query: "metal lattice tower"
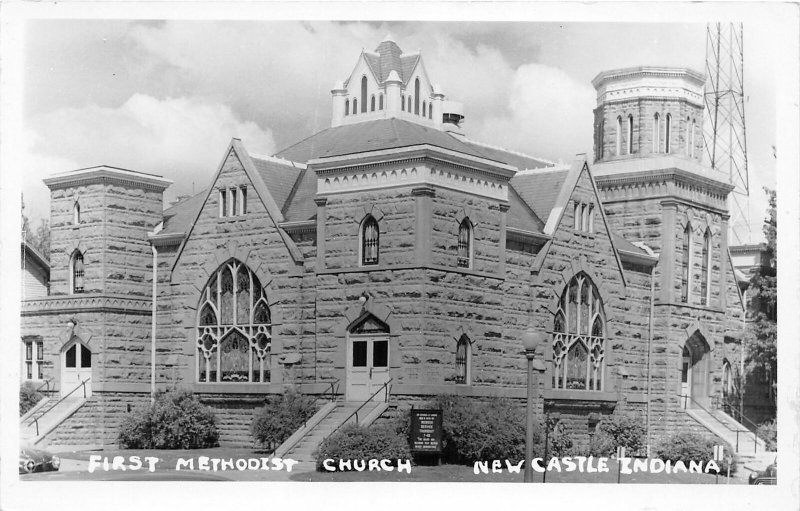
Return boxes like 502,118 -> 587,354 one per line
702,22 -> 751,245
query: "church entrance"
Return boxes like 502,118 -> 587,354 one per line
680,333 -> 710,409
345,313 -> 391,402
61,340 -> 92,397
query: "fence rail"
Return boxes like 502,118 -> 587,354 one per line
27,378 -> 90,437
679,393 -> 757,454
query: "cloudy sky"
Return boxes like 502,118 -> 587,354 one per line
20,19 -> 777,242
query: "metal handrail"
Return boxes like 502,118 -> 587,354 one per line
326,379 -> 393,440
326,379 -> 340,402
28,378 -> 90,436
719,396 -> 761,433
679,393 -> 757,454
35,379 -> 54,395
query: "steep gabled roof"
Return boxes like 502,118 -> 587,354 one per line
509,167 -> 570,228
161,191 -> 207,236
353,39 -> 421,87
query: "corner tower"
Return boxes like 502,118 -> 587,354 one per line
592,67 -> 705,163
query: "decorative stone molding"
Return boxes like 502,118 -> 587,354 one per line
317,161 -> 508,201
682,320 -> 714,352
21,294 -> 152,316
58,323 -> 94,347
44,165 -> 173,192
334,293 -> 399,337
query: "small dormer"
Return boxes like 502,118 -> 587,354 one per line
330,35 -> 456,131
591,67 -> 705,163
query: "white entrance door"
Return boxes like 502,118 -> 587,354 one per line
346,337 -> 390,401
62,343 -> 92,397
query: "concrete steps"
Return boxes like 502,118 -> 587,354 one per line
686,407 -> 766,460
278,401 -> 389,463
21,396 -> 88,447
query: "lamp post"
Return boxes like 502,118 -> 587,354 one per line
522,328 -> 548,483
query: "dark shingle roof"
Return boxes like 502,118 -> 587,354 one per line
275,118 -> 506,164
161,191 -> 207,235
250,156 -> 302,211
509,169 -> 570,226
356,40 -> 421,87
506,185 -> 545,232
461,141 -> 553,172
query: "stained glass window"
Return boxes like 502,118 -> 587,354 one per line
457,218 -> 472,268
196,260 -> 271,383
361,216 -> 379,265
552,273 -> 605,391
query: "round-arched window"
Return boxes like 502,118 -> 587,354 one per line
196,259 -> 271,383
552,273 -> 605,390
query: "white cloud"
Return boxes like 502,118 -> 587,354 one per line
24,94 -> 276,217
473,63 -> 596,162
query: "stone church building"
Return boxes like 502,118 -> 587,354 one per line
21,37 -> 751,452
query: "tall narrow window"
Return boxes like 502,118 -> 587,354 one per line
408,96 -> 412,112
700,229 -> 711,305
240,187 -> 247,215
681,223 -> 691,303
370,95 -> 376,112
73,201 -> 81,225
665,114 -> 672,153
196,259 -> 272,383
71,251 -> 85,294
429,106 -> 432,120
455,335 -> 470,384
627,115 -> 634,155
229,188 -> 237,217
361,216 -> 379,266
422,101 -> 427,117
220,189 -> 227,218
552,273 -> 605,391
353,99 -> 358,115
686,117 -> 691,156
23,340 -> 42,380
361,76 -> 367,113
690,119 -> 696,158
414,78 -> 420,115
616,116 -> 622,156
588,205 -> 595,234
379,94 -> 384,110
574,202 -> 581,230
457,218 -> 472,268
401,94 -> 405,111
581,204 -> 589,231
345,99 -> 350,116
653,113 -> 660,153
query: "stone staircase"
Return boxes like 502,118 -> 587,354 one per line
20,395 -> 88,447
275,400 -> 389,462
686,407 -> 767,461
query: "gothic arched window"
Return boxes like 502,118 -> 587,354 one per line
73,201 -> 81,225
681,223 -> 692,303
401,94 -> 405,111
653,113 -> 661,153
422,101 -> 427,118
414,78 -> 420,115
455,335 -> 471,384
627,115 -> 634,155
457,218 -> 472,268
700,228 -> 711,305
665,114 -> 672,153
616,116 -> 623,156
552,273 -> 605,391
361,76 -> 368,113
361,215 -> 379,266
71,250 -> 85,294
353,98 -> 358,115
370,95 -> 376,112
196,260 -> 272,383
345,99 -> 349,116
379,94 -> 384,110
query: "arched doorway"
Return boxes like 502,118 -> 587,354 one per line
346,313 -> 390,401
680,332 -> 710,409
61,339 -> 92,397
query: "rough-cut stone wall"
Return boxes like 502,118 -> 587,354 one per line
160,147 -> 313,389
597,98 -> 704,162
49,392 -> 151,447
48,182 -> 163,297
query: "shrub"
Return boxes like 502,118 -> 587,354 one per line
757,418 -> 777,451
435,395 -> 528,464
118,391 -> 219,449
315,422 -> 412,471
654,431 -> 737,475
20,382 -> 44,416
588,413 -> 646,457
251,389 -> 319,451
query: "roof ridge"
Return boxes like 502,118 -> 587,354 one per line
461,137 -> 557,168
281,167 -> 308,217
274,126 -> 334,160
250,152 -> 307,169
513,165 -> 571,176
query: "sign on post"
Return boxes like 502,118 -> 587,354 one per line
713,445 -> 724,461
409,409 -> 443,453
616,446 -> 625,484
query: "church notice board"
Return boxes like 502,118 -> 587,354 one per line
409,409 -> 443,453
